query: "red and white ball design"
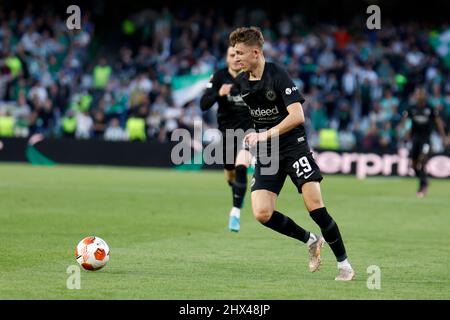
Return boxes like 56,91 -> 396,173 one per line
75,236 -> 110,271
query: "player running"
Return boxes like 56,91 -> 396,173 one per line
200,46 -> 254,232
401,87 -> 448,197
230,27 -> 355,280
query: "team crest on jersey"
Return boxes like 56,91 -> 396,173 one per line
265,90 -> 277,101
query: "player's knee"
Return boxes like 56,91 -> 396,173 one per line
224,170 -> 236,185
252,205 -> 273,223
236,150 -> 252,167
306,198 -> 324,212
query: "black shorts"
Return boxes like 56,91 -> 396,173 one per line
221,130 -> 251,171
411,138 -> 430,161
251,143 -> 323,195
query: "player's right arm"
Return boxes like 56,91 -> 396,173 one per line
399,109 -> 412,140
199,72 -> 232,111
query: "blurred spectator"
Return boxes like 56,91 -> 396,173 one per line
104,118 -> 128,141
318,128 -> 339,150
0,5 -> 447,154
337,100 -> 352,131
75,110 -> 93,139
339,128 -> 356,151
310,101 -> 328,131
93,57 -> 111,90
362,122 -> 380,151
0,109 -> 14,137
359,78 -> 372,117
179,100 -> 202,134
380,88 -> 399,121
61,110 -> 77,138
379,121 -> 395,152
126,113 -> 146,141
13,92 -> 31,137
29,98 -> 54,135
92,110 -> 106,139
159,104 -> 182,141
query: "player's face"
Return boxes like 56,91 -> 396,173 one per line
415,88 -> 426,105
226,47 -> 241,72
234,43 -> 258,72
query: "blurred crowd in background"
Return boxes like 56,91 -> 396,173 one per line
0,4 -> 449,152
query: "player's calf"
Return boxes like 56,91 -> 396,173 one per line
413,158 -> 429,197
260,210 -> 311,243
259,210 -> 324,272
228,165 -> 248,232
232,165 -> 247,209
309,207 -> 355,280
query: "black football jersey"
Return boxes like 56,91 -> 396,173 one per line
200,68 -> 253,131
403,104 -> 439,140
235,62 -> 306,145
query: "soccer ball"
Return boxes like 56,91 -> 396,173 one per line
75,236 -> 110,271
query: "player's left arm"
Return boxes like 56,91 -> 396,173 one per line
245,102 -> 305,145
200,73 -> 221,111
434,112 -> 448,147
267,102 -> 305,138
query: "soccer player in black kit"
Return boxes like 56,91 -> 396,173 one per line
200,47 -> 254,232
230,27 -> 355,280
401,87 -> 448,197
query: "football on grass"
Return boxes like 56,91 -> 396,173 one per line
75,236 -> 110,271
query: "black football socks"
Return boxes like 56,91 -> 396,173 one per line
262,211 -> 310,243
414,166 -> 428,189
232,165 -> 247,209
309,207 -> 347,262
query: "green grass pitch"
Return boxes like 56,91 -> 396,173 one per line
0,163 -> 449,299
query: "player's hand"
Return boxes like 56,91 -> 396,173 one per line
244,131 -> 269,147
218,84 -> 233,96
444,136 -> 450,149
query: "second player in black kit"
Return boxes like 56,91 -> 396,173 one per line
200,67 -> 253,168
402,87 -> 448,197
200,47 -> 254,232
230,26 -> 355,280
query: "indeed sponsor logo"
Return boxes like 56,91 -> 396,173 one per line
250,106 -> 280,117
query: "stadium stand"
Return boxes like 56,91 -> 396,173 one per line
0,3 -> 449,154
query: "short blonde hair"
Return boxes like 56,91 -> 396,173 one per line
229,26 -> 264,49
